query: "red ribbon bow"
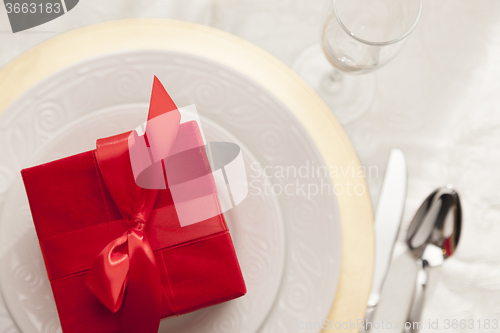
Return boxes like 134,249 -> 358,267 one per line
85,77 -> 180,333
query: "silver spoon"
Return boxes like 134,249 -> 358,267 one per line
404,186 -> 462,333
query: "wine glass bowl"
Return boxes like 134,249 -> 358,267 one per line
322,0 -> 423,74
292,0 -> 422,124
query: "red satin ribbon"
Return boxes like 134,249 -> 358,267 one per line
85,77 -> 180,333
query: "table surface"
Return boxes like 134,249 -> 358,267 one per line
1,1 -> 500,332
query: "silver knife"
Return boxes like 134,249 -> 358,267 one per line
363,149 -> 407,330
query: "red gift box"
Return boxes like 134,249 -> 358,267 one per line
21,77 -> 246,333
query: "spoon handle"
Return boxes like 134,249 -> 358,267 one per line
404,259 -> 430,333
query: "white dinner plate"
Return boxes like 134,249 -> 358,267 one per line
0,50 -> 342,333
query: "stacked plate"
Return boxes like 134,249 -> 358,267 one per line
0,20 -> 372,333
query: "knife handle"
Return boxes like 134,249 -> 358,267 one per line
360,304 -> 376,332
404,259 -> 430,333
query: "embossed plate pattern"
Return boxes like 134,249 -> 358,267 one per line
0,50 -> 342,333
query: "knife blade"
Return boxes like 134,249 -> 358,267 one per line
363,149 -> 407,329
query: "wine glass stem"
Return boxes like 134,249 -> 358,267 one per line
321,69 -> 343,93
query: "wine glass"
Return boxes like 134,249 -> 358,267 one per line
293,0 -> 422,124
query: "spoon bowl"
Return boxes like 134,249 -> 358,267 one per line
404,186 -> 462,332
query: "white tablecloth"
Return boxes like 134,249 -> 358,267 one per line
2,1 -> 500,332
